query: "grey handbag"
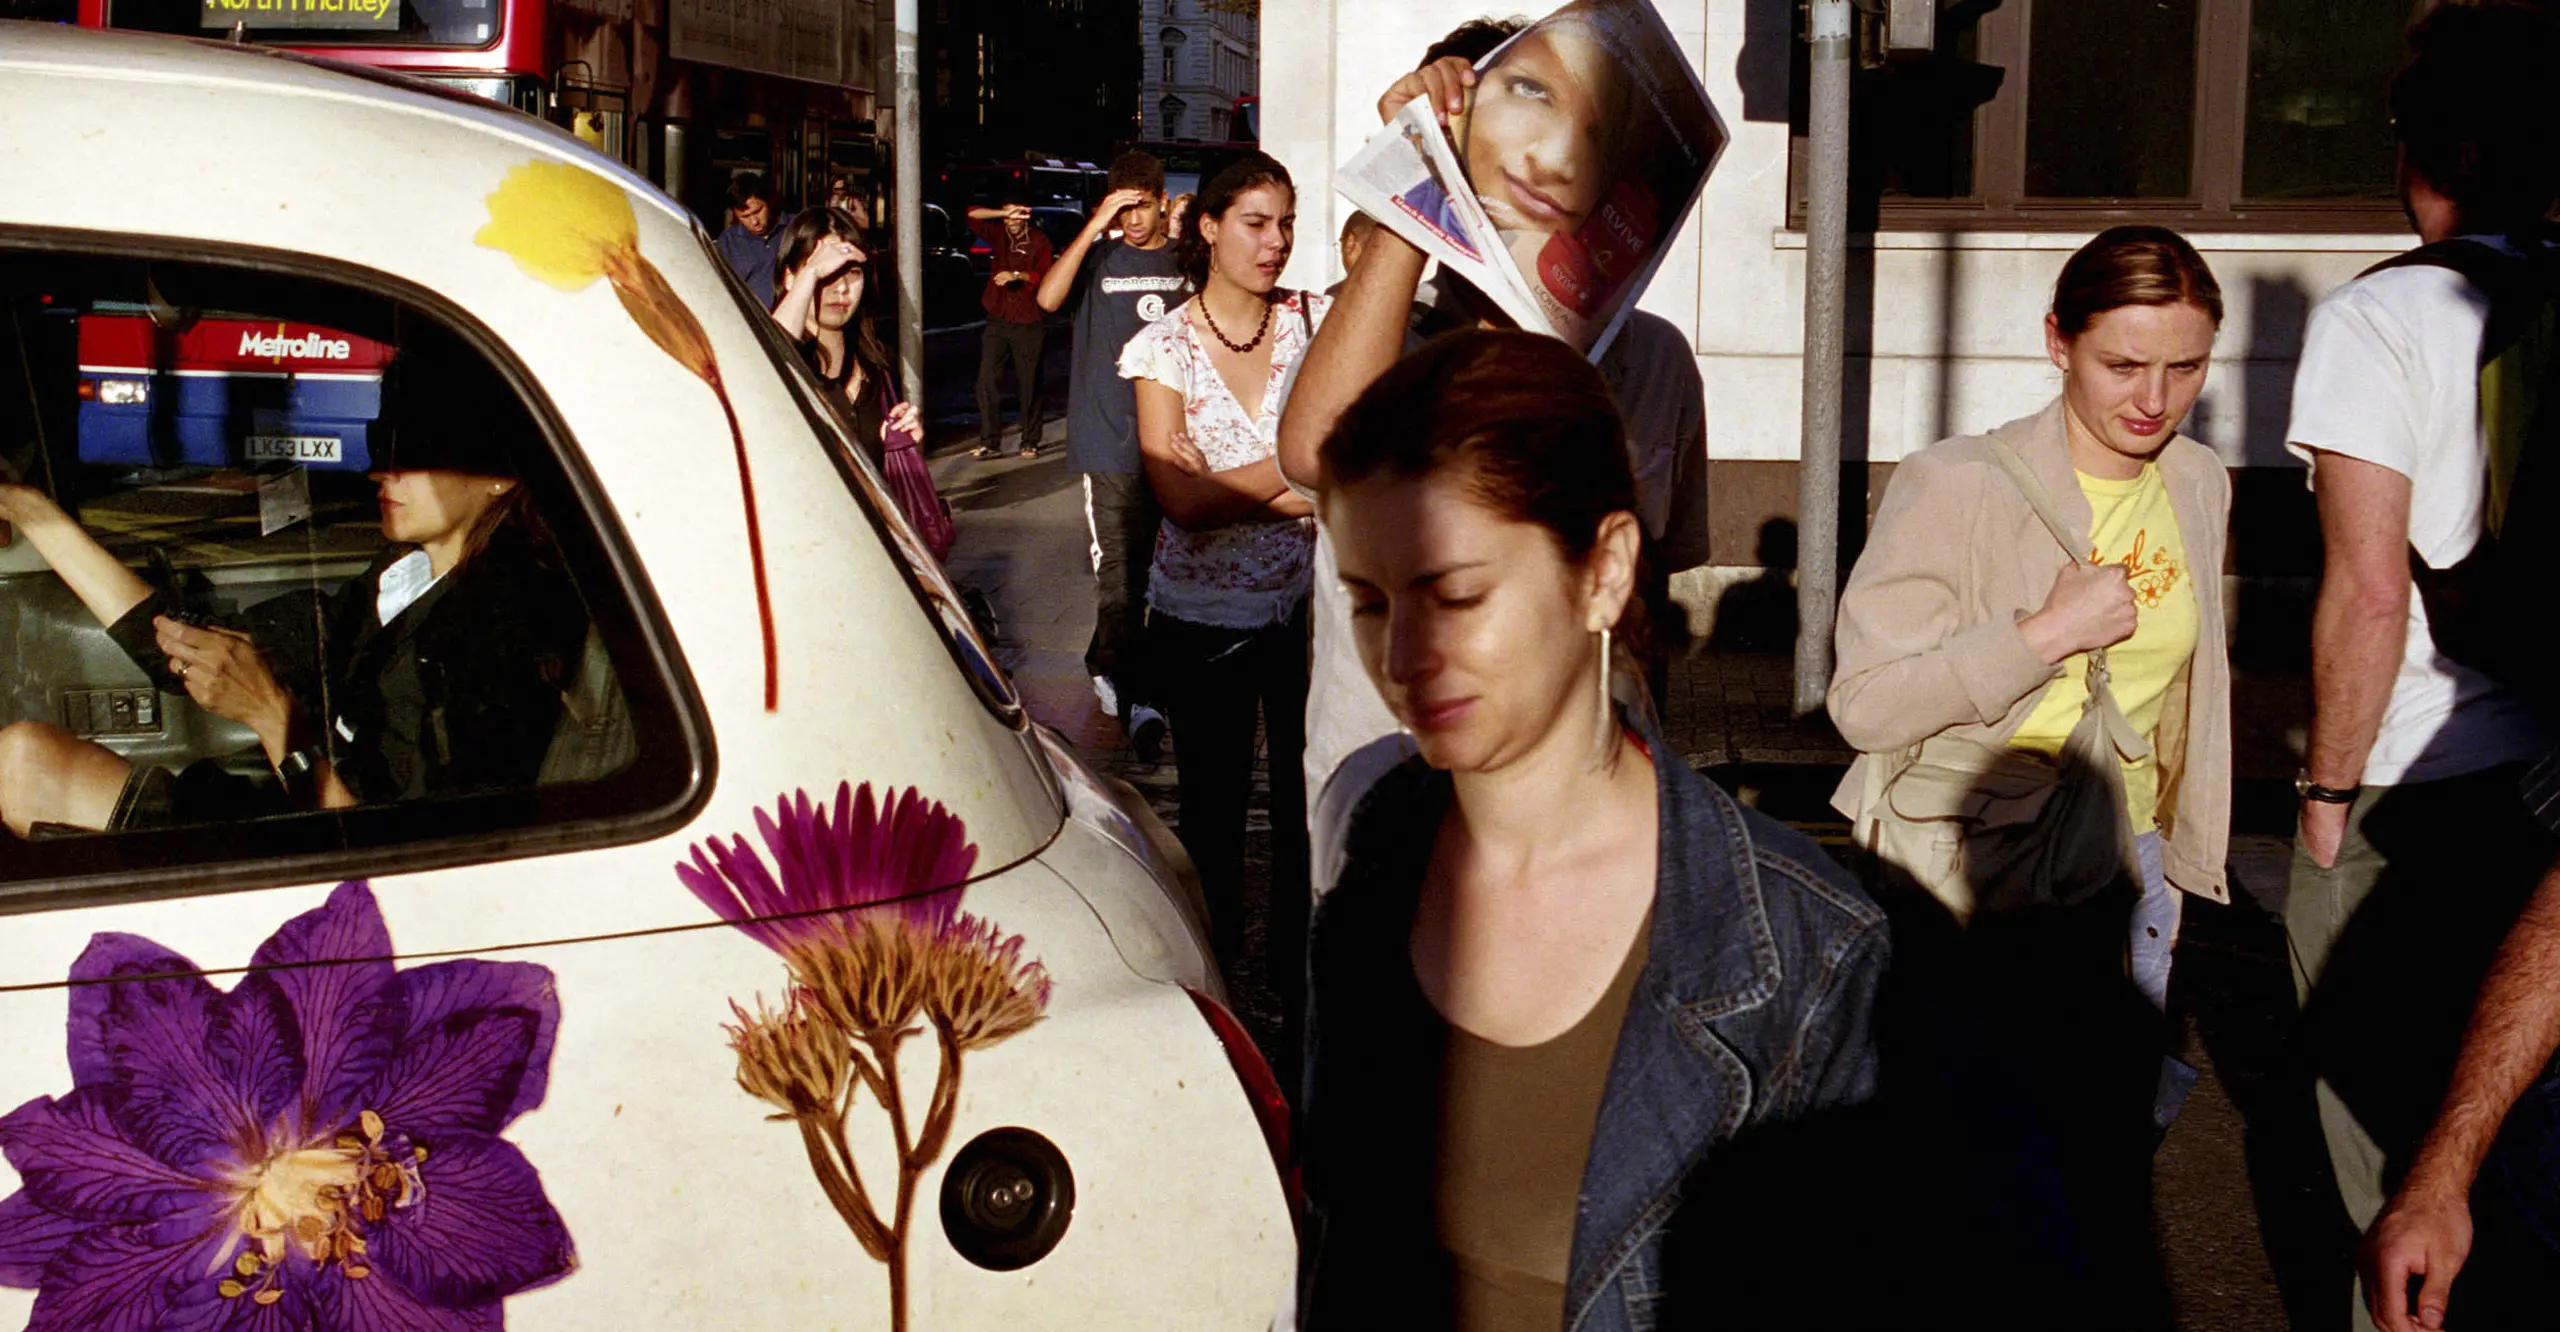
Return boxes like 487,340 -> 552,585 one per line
1850,435 -> 2151,922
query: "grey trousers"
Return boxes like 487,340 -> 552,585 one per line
2285,764 -> 2555,1328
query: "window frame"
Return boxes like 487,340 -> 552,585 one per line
1790,0 -> 2409,234
0,227 -> 716,916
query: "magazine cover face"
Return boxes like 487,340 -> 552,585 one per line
1459,0 -> 1726,352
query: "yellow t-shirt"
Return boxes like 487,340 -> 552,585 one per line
2008,464 -> 2197,832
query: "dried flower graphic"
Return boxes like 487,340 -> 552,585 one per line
476,160 -> 779,710
680,783 -> 1050,1332
727,992 -> 852,1119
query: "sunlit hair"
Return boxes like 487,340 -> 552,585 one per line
2050,225 -> 2224,338
1320,329 -> 1671,657
774,207 -> 892,385
1178,152 -> 1293,290
1107,148 -> 1165,196
2392,1 -> 2560,230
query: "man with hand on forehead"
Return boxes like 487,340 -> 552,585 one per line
1037,150 -> 1190,760
966,187 -> 1057,459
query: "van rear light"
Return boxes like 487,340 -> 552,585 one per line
1184,987 -> 1298,1219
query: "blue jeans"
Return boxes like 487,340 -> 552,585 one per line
2131,830 -> 2180,1013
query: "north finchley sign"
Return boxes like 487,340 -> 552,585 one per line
199,0 -> 396,30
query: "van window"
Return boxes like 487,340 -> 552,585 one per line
0,248 -> 704,905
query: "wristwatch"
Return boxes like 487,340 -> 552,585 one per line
2295,770 -> 2360,804
277,742 -> 327,799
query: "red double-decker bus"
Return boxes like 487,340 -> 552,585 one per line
76,0 -> 883,226
80,0 -> 555,111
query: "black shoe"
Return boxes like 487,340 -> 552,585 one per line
1127,704 -> 1167,763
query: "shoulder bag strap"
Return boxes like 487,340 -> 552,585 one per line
1976,432 -> 2153,764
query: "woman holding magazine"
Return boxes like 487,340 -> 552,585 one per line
1828,226 -> 2234,1322
1297,330 -> 1888,1331
1118,152 -> 1325,1061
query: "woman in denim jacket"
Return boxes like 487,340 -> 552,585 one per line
1297,331 -> 1889,1332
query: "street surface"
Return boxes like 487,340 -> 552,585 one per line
925,315 -> 2356,1330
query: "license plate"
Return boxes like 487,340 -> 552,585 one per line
244,435 -> 343,463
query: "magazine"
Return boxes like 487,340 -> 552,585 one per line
1333,0 -> 1728,359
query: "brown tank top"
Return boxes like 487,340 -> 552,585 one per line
1432,915 -> 1652,1332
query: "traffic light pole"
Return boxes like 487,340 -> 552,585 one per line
1794,0 -> 1851,717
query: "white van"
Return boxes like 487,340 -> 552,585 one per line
0,24 -> 1292,1331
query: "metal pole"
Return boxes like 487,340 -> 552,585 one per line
1793,0 -> 1851,717
893,0 -> 924,407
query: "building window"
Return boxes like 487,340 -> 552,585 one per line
1160,94 -> 1186,138
1793,0 -> 2408,231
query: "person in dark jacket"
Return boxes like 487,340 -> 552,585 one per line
714,172 -> 793,310
965,186 -> 1056,458
1299,330 -> 1889,1332
0,337 -> 586,834
770,207 -> 951,562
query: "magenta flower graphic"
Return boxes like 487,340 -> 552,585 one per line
678,782 -> 979,952
0,882 -> 574,1331
679,783 -> 1050,1332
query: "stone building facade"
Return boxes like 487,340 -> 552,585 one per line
1141,0 -> 1256,143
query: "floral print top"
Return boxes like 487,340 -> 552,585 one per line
1118,289 -> 1327,629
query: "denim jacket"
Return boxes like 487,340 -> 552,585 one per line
1296,725 -> 1890,1332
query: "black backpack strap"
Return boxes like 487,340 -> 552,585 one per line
2372,230 -> 2560,716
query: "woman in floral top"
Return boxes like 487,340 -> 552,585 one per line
1120,153 -> 1325,1049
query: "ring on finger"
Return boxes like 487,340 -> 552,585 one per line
175,661 -> 189,679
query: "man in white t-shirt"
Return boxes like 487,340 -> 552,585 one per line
1275,19 -> 1712,823
2281,8 -> 2560,1327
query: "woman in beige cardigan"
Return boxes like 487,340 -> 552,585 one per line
1829,226 -> 2233,1323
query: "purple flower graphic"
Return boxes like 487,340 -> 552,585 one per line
0,882 -> 575,1331
679,783 -> 1049,1332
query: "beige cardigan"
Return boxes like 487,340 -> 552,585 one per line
1827,397 -> 2233,903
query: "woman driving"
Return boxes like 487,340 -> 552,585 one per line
0,333 -> 588,836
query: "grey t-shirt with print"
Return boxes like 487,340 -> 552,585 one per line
1065,237 -> 1192,475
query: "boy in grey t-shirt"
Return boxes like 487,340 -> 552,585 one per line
1037,150 -> 1192,758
